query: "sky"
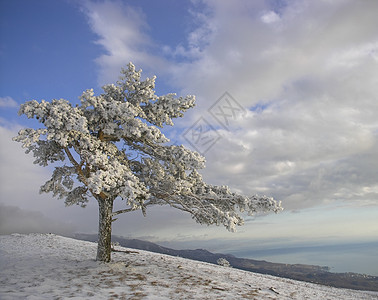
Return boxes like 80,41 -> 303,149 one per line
1,0 -> 378,273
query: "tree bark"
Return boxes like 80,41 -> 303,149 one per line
96,197 -> 114,262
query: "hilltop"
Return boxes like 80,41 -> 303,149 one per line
1,233 -> 377,299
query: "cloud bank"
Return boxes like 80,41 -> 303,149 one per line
0,204 -> 76,236
82,0 -> 378,212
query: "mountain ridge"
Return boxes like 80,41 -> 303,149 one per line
75,233 -> 378,292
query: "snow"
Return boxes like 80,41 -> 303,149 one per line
1,234 -> 377,299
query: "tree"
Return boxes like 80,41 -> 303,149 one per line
13,63 -> 282,262
217,258 -> 231,267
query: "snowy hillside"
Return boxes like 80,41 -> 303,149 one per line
0,234 -> 377,299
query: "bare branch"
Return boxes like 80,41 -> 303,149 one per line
64,147 -> 87,184
111,207 -> 137,217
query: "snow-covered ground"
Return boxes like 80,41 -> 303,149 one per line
0,234 -> 377,299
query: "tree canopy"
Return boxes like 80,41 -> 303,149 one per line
14,63 -> 282,261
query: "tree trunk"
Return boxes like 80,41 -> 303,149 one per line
96,197 -> 114,262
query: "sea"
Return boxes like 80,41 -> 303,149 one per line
229,241 -> 378,276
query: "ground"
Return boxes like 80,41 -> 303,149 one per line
0,233 -> 377,299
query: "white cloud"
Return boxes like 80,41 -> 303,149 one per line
166,0 -> 378,211
328,41 -> 378,68
261,11 -> 280,24
0,96 -> 18,108
81,0 -> 165,85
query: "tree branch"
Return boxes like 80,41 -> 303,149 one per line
64,146 -> 108,201
64,147 -> 86,182
111,199 -> 157,217
111,207 -> 137,217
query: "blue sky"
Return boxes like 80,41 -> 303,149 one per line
1,0 -> 378,273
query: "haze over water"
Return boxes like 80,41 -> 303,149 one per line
230,241 -> 378,276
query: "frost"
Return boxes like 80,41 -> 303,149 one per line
13,62 -> 282,261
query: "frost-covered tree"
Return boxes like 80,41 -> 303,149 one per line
13,63 -> 282,262
217,258 -> 231,267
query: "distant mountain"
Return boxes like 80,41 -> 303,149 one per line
75,233 -> 378,292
